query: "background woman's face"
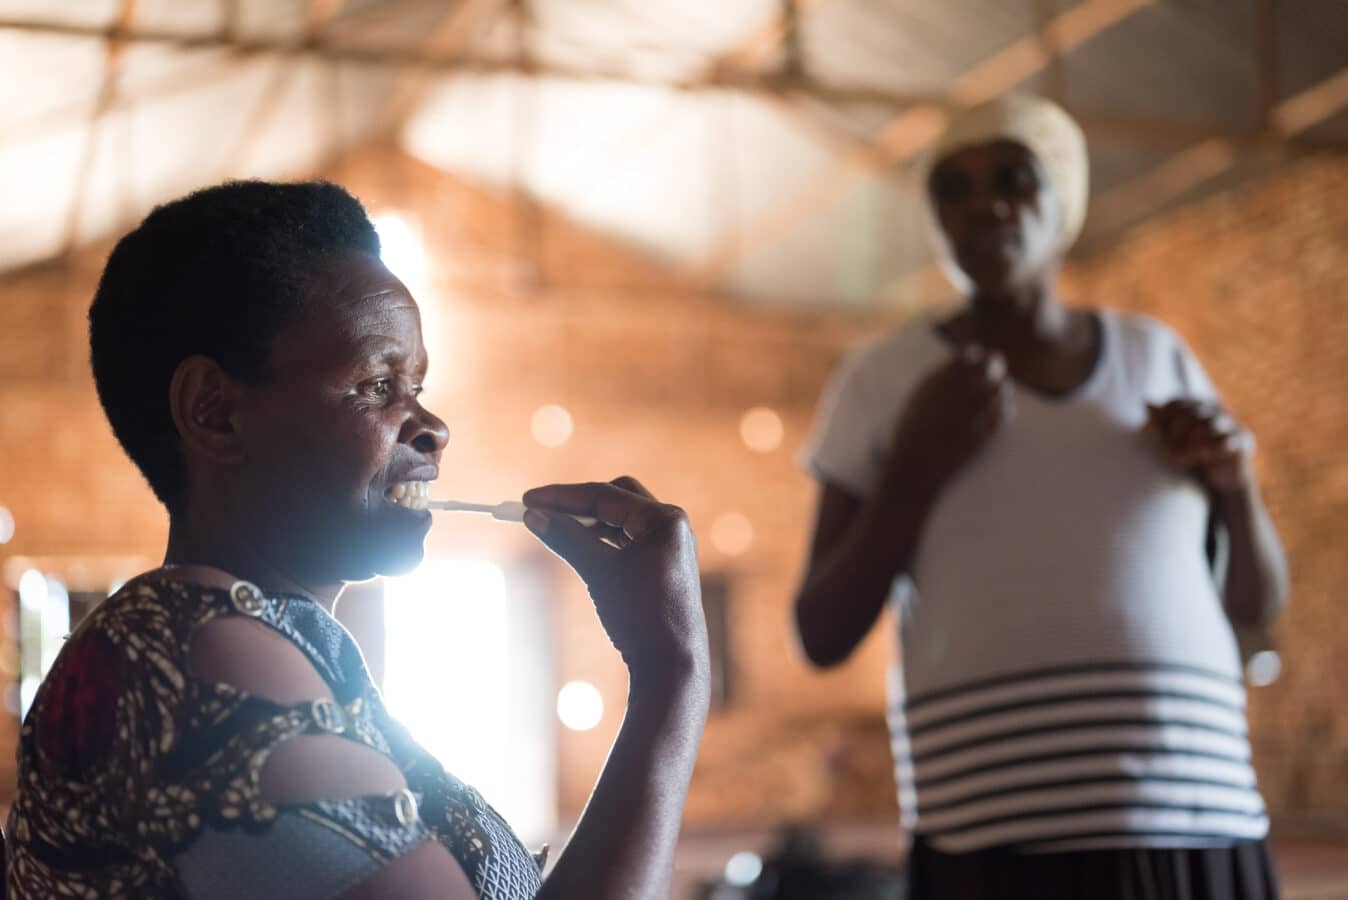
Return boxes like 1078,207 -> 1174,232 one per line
928,140 -> 1061,293
233,251 -> 450,583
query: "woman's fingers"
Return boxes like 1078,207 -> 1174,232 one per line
1147,400 -> 1229,448
523,507 -> 616,578
523,481 -> 676,542
610,475 -> 656,500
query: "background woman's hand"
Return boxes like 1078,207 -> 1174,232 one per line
1146,399 -> 1254,495
887,344 -> 1013,490
522,477 -> 708,687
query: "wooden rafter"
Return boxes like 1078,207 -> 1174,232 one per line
1256,0 -> 1280,133
1087,139 -> 1238,234
525,0 -> 842,226
222,0 -> 344,177
1062,62 -> 1348,240
375,0 -> 512,138
1034,0 -> 1067,103
1271,66 -> 1348,136
689,0 -> 1153,287
61,0 -> 138,255
715,0 -> 832,73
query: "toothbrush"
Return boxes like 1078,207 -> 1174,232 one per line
428,499 -> 598,528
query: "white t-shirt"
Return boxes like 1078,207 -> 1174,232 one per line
803,309 -> 1267,853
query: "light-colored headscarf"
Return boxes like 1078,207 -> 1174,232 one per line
923,93 -> 1090,254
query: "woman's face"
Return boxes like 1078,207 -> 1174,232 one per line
928,139 -> 1061,293
231,251 -> 449,584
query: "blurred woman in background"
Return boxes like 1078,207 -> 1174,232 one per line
795,95 -> 1288,899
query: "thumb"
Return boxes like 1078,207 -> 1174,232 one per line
524,509 -> 606,579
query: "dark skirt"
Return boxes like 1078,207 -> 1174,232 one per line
907,835 -> 1279,900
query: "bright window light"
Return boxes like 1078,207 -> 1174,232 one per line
17,569 -> 46,614
17,570 -> 69,718
384,561 -> 508,781
382,561 -> 554,843
372,213 -> 428,291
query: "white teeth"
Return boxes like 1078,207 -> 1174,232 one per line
387,481 -> 431,510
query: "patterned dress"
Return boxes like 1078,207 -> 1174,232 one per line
7,575 -> 545,899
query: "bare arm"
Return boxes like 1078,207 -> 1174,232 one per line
1211,476 -> 1290,630
793,473 -> 942,668
795,347 -> 1013,668
537,664 -> 706,898
524,478 -> 709,899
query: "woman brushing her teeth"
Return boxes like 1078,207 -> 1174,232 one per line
8,181 -> 709,900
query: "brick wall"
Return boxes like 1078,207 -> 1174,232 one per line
0,144 -> 1343,837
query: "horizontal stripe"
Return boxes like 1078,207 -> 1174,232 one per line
925,809 -> 1268,854
898,667 -> 1247,733
913,751 -> 1257,809
917,781 -> 1265,834
910,715 -> 1249,766
907,687 -> 1247,740
909,694 -> 1249,760
918,772 -> 1263,818
905,660 -> 1242,714
907,738 -> 1253,790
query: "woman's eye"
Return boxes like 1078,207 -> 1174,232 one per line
411,383 -> 425,398
361,379 -> 393,400
996,163 -> 1038,194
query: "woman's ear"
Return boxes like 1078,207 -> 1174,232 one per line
168,356 -> 245,465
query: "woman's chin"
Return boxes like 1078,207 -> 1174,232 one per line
368,527 -> 431,577
371,550 -> 426,579
324,524 -> 430,582
957,257 -> 1015,292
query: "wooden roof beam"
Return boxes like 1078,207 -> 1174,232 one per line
375,0 -> 512,139
1073,62 -> 1348,237
689,0 -> 1153,287
60,0 -> 138,256
221,0 -> 346,177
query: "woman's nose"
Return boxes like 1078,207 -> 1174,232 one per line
405,407 -> 450,455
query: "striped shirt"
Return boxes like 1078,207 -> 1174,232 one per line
804,309 -> 1267,851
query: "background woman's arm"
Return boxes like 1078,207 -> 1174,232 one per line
1212,475 -> 1290,630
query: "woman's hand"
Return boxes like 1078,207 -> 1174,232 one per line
887,345 -> 1013,490
522,478 -> 708,687
1146,399 -> 1254,495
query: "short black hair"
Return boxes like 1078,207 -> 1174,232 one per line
89,180 -> 381,512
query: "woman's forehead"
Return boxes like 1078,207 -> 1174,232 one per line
305,255 -> 421,328
272,256 -> 426,372
934,139 -> 1039,175
305,250 -> 406,301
